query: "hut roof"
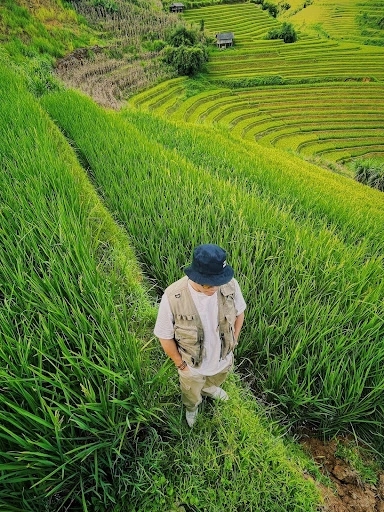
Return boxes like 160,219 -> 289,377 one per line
216,32 -> 234,41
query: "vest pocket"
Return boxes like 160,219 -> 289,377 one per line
174,326 -> 200,366
220,318 -> 236,359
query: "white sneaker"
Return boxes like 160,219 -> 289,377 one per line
186,409 -> 198,428
211,388 -> 229,401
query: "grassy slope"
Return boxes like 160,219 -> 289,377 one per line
0,44 -> 321,512
0,0 -> 96,60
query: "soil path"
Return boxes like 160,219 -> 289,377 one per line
302,437 -> 384,512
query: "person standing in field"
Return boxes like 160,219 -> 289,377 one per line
154,244 -> 246,427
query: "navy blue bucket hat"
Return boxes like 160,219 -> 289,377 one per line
184,244 -> 234,286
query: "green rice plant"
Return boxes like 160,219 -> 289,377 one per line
0,63 -> 323,512
317,145 -> 384,164
0,63 -> 169,510
120,108 -> 384,250
354,158 -> 384,192
42,90 -> 384,454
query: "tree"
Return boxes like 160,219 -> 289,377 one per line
163,25 -> 209,76
167,26 -> 197,47
262,2 -> 278,18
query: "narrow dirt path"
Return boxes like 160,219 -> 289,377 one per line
301,437 -> 384,512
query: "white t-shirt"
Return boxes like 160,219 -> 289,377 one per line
154,279 -> 246,376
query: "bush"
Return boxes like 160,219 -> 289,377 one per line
163,43 -> 208,76
163,25 -> 209,76
262,1 -> 278,17
167,25 -> 198,47
267,22 -> 298,43
354,159 -> 384,191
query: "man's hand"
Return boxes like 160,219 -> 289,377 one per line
159,338 -> 184,368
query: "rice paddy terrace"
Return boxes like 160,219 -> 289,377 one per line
283,0 -> 384,45
131,1 -> 384,172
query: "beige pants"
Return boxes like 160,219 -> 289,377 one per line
178,365 -> 232,412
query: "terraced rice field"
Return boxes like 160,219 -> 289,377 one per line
131,80 -> 384,165
285,0 -> 384,45
207,40 -> 384,81
130,2 -> 384,170
183,3 -> 280,48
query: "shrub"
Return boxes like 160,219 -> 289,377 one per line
267,22 -> 297,43
354,159 -> 384,192
281,2 -> 291,11
163,43 -> 208,76
262,1 -> 278,17
163,25 -> 209,76
167,25 -> 198,47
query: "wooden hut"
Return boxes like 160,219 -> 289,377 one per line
170,2 -> 185,12
216,32 -> 234,49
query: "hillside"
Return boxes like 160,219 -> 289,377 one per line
131,0 -> 384,176
2,0 -> 384,510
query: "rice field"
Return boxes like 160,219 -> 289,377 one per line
42,88 -> 384,457
1,61 -> 323,512
3,0 -> 384,508
129,1 -> 384,170
131,79 -> 384,167
0,61 -> 163,510
284,0 -> 384,45
183,2 -> 280,48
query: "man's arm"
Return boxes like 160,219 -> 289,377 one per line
159,338 -> 188,370
234,312 -> 244,342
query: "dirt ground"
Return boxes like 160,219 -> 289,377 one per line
301,437 -> 384,512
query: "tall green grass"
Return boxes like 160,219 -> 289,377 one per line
0,63 -> 166,510
42,89 -> 384,453
1,64 -> 322,511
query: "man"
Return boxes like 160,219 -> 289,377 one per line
154,244 -> 246,427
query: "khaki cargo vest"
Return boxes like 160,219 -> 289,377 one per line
165,276 -> 237,368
